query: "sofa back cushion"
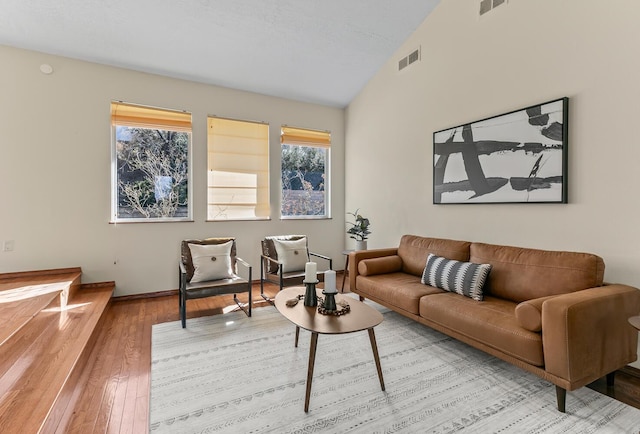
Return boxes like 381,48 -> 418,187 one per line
398,235 -> 471,277
470,242 -> 605,302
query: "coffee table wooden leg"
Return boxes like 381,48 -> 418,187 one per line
368,328 -> 385,391
304,332 -> 319,412
295,326 -> 300,347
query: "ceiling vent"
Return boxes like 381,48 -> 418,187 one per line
398,47 -> 421,71
480,0 -> 507,16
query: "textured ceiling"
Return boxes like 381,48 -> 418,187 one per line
0,0 -> 440,107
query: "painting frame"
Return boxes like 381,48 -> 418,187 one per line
433,97 -> 568,204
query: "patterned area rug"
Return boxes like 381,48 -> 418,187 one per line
151,303 -> 640,433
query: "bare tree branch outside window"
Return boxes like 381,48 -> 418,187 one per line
281,144 -> 326,217
115,126 -> 189,219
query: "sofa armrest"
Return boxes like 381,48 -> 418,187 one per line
542,284 -> 640,389
349,248 -> 398,292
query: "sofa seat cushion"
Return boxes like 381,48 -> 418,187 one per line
356,273 -> 444,315
419,293 -> 544,366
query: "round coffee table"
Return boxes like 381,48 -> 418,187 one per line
274,286 -> 385,412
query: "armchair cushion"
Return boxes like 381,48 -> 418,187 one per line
188,241 -> 234,283
181,237 -> 237,281
263,235 -> 308,273
273,237 -> 309,273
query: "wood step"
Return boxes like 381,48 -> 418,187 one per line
0,269 -> 113,434
0,268 -> 82,347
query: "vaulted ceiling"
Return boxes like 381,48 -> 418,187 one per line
0,0 -> 440,107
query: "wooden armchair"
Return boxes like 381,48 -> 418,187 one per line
260,235 -> 332,302
179,237 -> 252,328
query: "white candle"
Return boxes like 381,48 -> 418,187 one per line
324,270 -> 337,293
305,262 -> 317,282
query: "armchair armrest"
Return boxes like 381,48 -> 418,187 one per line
261,254 -> 280,266
260,254 -> 283,278
542,284 -> 640,389
310,251 -> 332,270
349,248 -> 399,293
179,261 -> 187,290
236,257 -> 251,269
236,256 -> 252,282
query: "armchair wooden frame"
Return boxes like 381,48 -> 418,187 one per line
179,237 -> 252,328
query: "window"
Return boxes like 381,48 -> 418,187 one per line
111,102 -> 191,222
207,117 -> 270,220
281,126 -> 330,218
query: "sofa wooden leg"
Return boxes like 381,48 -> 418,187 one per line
606,371 -> 616,388
555,386 -> 566,413
359,295 -> 365,302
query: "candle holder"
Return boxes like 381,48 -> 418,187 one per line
303,280 -> 319,307
322,289 -> 337,311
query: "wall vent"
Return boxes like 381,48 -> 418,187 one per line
480,0 -> 507,16
408,49 -> 420,65
398,47 -> 421,71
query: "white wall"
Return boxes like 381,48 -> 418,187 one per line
0,45 -> 345,296
346,0 -> 640,288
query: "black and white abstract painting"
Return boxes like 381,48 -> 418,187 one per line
433,97 -> 568,204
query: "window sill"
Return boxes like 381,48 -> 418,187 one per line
280,216 -> 332,221
109,218 -> 194,224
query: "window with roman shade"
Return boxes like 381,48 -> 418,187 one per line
281,126 -> 330,218
207,116 -> 270,220
111,101 -> 192,222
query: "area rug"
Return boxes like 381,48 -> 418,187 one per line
151,303 -> 640,433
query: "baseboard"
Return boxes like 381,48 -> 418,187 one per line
81,281 -> 116,290
113,289 -> 178,301
113,272 -> 346,301
620,365 -> 640,379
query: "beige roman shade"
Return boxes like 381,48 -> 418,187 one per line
207,116 -> 270,220
111,101 -> 192,132
281,126 -> 330,148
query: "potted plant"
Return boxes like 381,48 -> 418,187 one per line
347,209 -> 371,250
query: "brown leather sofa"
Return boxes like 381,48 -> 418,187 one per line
349,234 -> 640,412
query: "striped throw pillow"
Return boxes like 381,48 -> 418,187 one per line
421,254 -> 492,301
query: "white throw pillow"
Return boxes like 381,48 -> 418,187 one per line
273,238 -> 308,273
188,241 -> 234,283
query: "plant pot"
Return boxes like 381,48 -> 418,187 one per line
355,240 -> 368,251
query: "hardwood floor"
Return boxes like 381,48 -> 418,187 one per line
62,282 -> 281,433
63,278 -> 640,433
